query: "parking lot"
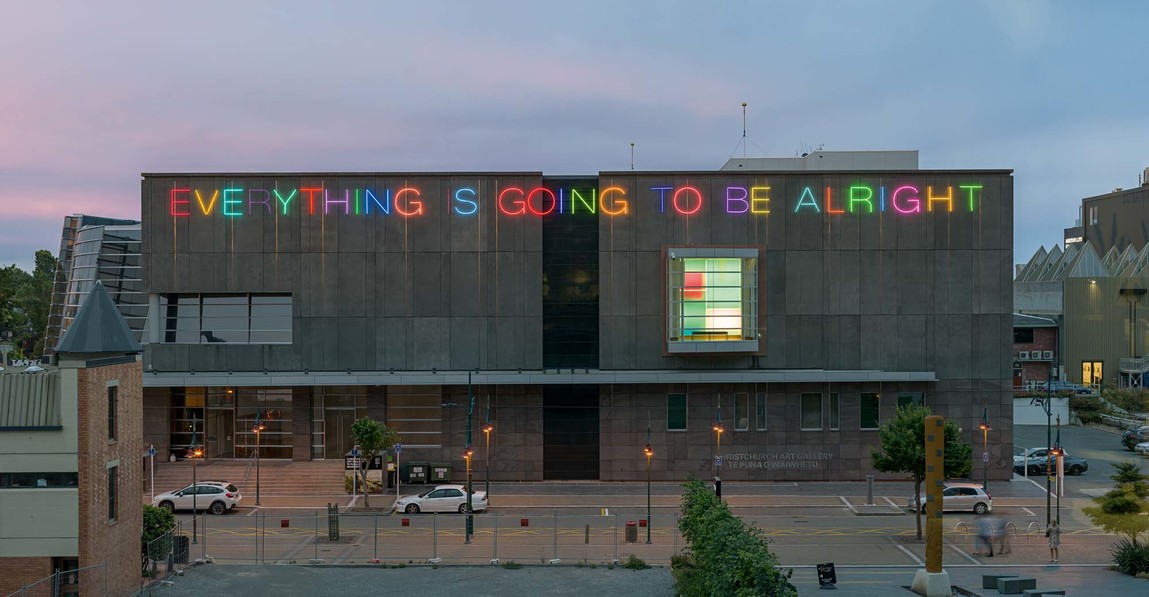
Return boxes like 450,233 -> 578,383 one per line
1013,423 -> 1149,499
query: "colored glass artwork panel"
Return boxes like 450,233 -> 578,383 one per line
682,258 -> 743,338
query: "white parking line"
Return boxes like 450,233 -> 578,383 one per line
948,544 -> 981,565
1022,507 -> 1036,516
838,496 -> 857,513
894,542 -> 923,566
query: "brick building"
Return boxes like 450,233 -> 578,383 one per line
1012,313 -> 1058,389
0,282 -> 142,596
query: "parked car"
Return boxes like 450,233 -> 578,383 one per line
1122,426 -> 1149,451
908,481 -> 992,515
153,481 -> 242,515
1034,381 -> 1093,395
1013,447 -> 1088,475
392,484 -> 488,514
1135,441 -> 1149,456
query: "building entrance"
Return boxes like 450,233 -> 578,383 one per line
543,385 -> 599,480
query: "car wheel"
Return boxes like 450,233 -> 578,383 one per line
973,502 -> 988,515
405,503 -> 420,514
1069,464 -> 1084,475
1028,465 -> 1041,476
209,501 -> 226,515
158,501 -> 175,513
459,503 -> 473,514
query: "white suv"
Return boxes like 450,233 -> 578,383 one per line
153,482 -> 242,515
909,482 -> 992,515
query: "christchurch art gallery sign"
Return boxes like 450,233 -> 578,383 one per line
169,181 -> 986,220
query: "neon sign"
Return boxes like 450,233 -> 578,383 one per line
169,183 -> 984,218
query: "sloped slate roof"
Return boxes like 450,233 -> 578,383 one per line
54,281 -> 141,354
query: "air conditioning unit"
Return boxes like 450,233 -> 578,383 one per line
1019,351 -> 1030,360
1043,351 -> 1054,360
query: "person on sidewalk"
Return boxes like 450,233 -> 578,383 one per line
1046,520 -> 1060,563
974,516 -> 994,557
995,516 -> 1012,555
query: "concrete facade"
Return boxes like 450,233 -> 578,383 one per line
141,169 -> 1015,481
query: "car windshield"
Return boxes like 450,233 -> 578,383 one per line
417,489 -> 434,498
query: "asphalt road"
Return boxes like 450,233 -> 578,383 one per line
1013,423 -> 1149,498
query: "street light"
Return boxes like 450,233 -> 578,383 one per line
252,412 -> 266,506
713,406 -> 724,499
644,421 -> 653,545
482,399 -> 493,501
463,445 -> 474,544
979,406 -> 991,492
186,416 -> 204,544
1053,415 -> 1063,525
1029,363 -> 1055,526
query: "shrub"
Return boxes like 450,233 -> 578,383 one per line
344,474 -> 383,494
501,561 -> 523,569
1112,538 -> 1149,576
1070,395 -> 1110,424
622,555 -> 650,570
675,477 -> 796,597
142,505 -> 176,564
1104,388 -> 1149,415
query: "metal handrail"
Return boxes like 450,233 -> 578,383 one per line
1120,354 -> 1149,373
1027,522 -> 1040,538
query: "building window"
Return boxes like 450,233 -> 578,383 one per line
160,293 -> 292,344
861,393 -> 880,430
1013,328 -> 1034,343
1089,206 -> 1098,225
0,472 -> 79,488
666,248 -> 758,353
829,393 -> 840,430
755,392 -> 767,431
734,393 -> 749,431
107,385 -> 118,441
897,393 -> 924,409
800,393 -> 823,430
107,466 -> 117,522
667,394 -> 687,431
1082,361 -> 1104,385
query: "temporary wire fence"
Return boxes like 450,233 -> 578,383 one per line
3,563 -> 107,597
143,511 -> 685,568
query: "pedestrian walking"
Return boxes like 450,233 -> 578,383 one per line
1046,520 -> 1060,562
974,516 -> 994,557
995,516 -> 1011,555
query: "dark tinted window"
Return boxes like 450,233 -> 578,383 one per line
1014,328 -> 1034,343
668,394 -> 687,431
541,178 -> 599,369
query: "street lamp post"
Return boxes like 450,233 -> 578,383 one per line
979,406 -> 991,492
1053,415 -> 1063,526
644,422 -> 653,545
482,399 -> 493,501
464,371 -> 475,544
253,412 -> 265,506
187,414 -> 203,543
712,405 -> 724,499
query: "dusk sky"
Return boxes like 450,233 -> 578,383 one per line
2,1 -> 1147,272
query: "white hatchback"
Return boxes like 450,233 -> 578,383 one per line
153,482 -> 242,515
909,482 -> 992,515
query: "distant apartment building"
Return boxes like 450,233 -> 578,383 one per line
44,215 -> 144,357
0,283 -> 142,597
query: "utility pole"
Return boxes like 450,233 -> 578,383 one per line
464,371 -> 475,543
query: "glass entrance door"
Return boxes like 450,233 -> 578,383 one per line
206,410 -> 234,459
324,409 -> 355,459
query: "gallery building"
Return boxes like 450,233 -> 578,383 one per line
138,152 -> 1015,482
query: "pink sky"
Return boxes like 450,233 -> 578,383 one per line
3,1 -> 1149,271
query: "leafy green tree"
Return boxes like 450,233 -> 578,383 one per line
142,504 -> 176,563
1083,461 -> 1149,542
16,250 -> 58,356
350,417 -> 398,508
871,404 -> 972,540
0,263 -> 32,350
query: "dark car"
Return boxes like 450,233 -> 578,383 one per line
1122,426 -> 1149,451
1012,447 -> 1088,476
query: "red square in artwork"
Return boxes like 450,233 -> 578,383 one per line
684,272 -> 705,300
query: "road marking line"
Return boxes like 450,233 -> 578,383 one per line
838,496 -> 857,513
894,542 -> 923,566
1022,507 -> 1036,516
882,496 -> 900,508
948,543 -> 981,565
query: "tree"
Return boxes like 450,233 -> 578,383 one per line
1083,461 -> 1149,542
350,417 -> 398,508
16,250 -> 58,356
871,404 -> 972,539
142,504 -> 176,567
0,264 -> 32,348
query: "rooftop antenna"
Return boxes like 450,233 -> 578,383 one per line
741,102 -> 747,158
630,142 -> 635,170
